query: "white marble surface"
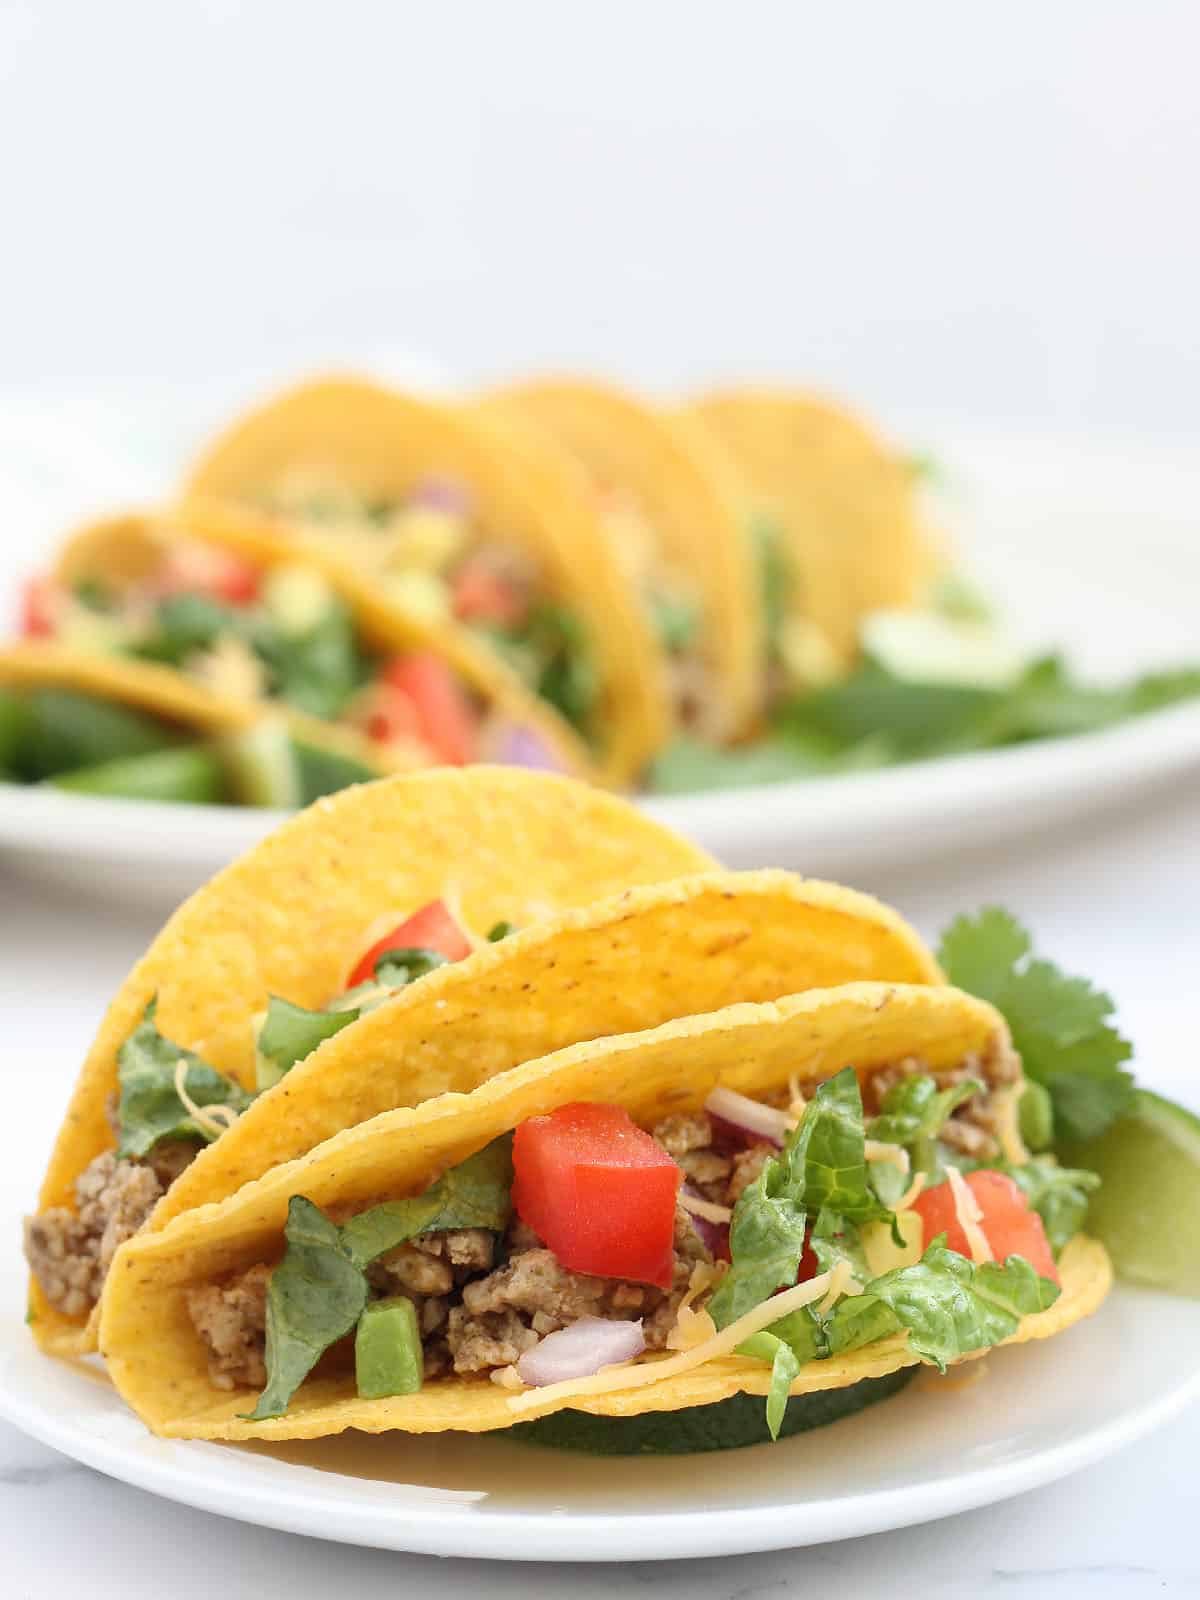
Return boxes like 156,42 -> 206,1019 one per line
1,777 -> 1199,1597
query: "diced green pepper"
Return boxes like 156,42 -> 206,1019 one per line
354,1296 -> 423,1399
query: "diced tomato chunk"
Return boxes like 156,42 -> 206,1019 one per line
913,1168 -> 1058,1283
20,576 -> 59,638
365,685 -> 423,747
512,1102 -> 682,1289
380,652 -> 478,766
157,546 -> 261,606
451,560 -> 526,627
345,897 -> 473,989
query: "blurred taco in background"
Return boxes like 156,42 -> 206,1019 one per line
687,388 -> 929,693
23,768 -> 714,1356
481,377 -> 763,743
0,640 -> 389,807
181,376 -> 667,783
98,982 -> 1109,1447
27,502 -> 591,793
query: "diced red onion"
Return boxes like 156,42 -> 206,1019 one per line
410,476 -> 472,515
704,1087 -> 791,1149
493,723 -> 563,772
516,1317 -> 645,1387
681,1186 -> 731,1261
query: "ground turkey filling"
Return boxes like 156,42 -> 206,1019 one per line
180,1042 -> 1019,1394
23,1105 -> 199,1319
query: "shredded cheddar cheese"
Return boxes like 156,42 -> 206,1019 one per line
677,1191 -> 733,1225
815,1258 -> 861,1316
993,1086 -> 1030,1166
665,1262 -> 722,1351
172,1059 -> 241,1139
946,1164 -> 993,1264
506,1268 -> 838,1414
864,1139 -> 911,1173
894,1170 -> 927,1213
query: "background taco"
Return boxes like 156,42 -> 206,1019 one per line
98,982 -> 1111,1443
687,388 -> 929,687
481,378 -> 764,742
0,640 -> 389,807
182,376 -> 667,782
24,768 -> 713,1355
39,502 -> 592,789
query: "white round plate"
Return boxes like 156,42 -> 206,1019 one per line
0,1198 -> 1196,1562
2,427 -> 1199,905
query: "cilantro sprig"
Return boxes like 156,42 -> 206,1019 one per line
938,908 -> 1135,1143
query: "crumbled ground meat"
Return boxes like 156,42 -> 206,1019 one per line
144,1140 -> 201,1189
370,1242 -> 454,1297
445,1206 -> 712,1373
652,1112 -> 733,1200
727,1145 -> 772,1203
863,1039 -> 1019,1163
185,1264 -> 270,1390
25,1152 -> 164,1317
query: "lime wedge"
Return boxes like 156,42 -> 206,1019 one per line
220,721 -> 300,809
1061,1090 -> 1200,1296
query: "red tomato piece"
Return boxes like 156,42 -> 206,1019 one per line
365,685 -> 422,747
913,1168 -> 1058,1283
345,897 -> 473,989
20,576 -> 59,638
158,547 -> 261,606
451,560 -> 526,627
512,1102 -> 682,1289
381,652 -> 478,766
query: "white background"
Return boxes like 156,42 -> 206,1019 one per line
1,1 -> 1197,436
1,5 -> 1199,1593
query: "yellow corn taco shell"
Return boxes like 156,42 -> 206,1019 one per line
688,388 -> 927,671
152,867 -> 943,1229
26,769 -> 713,1356
99,983 -> 1111,1441
481,378 -> 764,741
0,640 -> 395,781
181,376 -> 667,783
52,503 -> 594,784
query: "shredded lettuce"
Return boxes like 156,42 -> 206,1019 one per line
115,1001 -> 252,1159
826,1239 -> 1061,1370
708,1069 -> 888,1332
254,997 -> 361,1092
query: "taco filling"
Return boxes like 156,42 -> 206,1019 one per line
169,1033 -> 1094,1438
23,897 -> 506,1319
251,475 -> 599,743
23,550 -> 566,772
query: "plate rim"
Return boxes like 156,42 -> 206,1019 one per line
2,1286 -> 1198,1562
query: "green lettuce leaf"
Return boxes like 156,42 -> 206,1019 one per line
116,1001 -> 253,1159
709,1069 -> 886,1331
938,907 -> 1135,1142
339,1137 -> 514,1270
868,1074 -> 981,1149
808,1207 -> 871,1282
372,947 -> 448,987
737,1330 -> 803,1441
245,1197 -> 368,1421
254,997 -> 361,1092
827,1239 -> 1061,1371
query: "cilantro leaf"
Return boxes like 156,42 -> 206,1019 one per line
116,1001 -> 253,1159
938,908 -> 1134,1142
254,997 -> 361,1092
